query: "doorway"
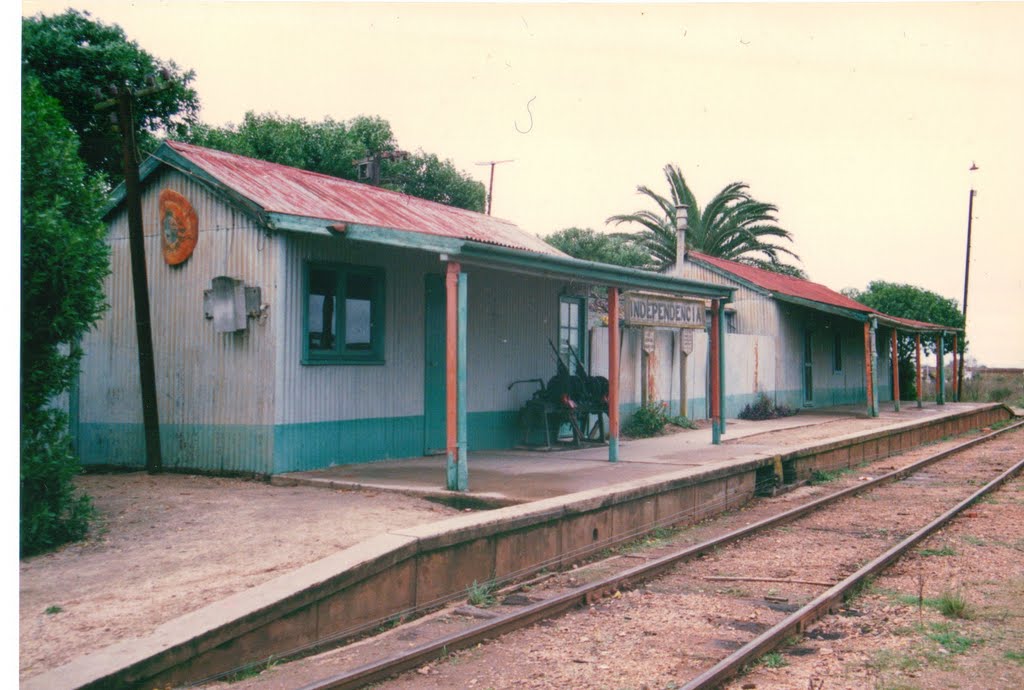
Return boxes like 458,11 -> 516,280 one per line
423,274 -> 446,454
803,331 -> 814,405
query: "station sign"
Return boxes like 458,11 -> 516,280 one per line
623,293 -> 705,329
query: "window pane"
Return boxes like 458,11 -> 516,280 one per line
568,303 -> 579,328
345,273 -> 374,350
308,269 -> 336,351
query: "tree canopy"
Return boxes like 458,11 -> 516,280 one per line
607,164 -> 806,278
22,9 -> 200,183
844,281 -> 965,399
184,112 -> 486,212
544,227 -> 651,268
21,77 -> 110,555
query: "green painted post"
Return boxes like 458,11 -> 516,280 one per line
718,300 -> 727,435
869,318 -> 879,417
936,332 -> 945,406
456,272 -> 469,490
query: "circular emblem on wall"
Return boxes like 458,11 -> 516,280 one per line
159,189 -> 199,265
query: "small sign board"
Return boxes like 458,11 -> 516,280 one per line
680,329 -> 694,355
623,293 -> 705,329
642,328 -> 656,354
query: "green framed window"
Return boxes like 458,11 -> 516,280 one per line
304,263 -> 385,364
559,296 -> 586,368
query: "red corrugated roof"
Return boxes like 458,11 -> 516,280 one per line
163,141 -> 563,256
689,251 -> 873,313
688,251 -> 957,332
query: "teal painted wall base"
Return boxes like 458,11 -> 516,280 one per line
78,423 -> 275,474
79,385 -> 882,475
81,410 -> 526,475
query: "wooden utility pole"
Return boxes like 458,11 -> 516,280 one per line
95,77 -> 171,473
959,166 -> 977,398
475,160 -> 514,215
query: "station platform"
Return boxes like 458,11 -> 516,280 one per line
274,402 -> 998,503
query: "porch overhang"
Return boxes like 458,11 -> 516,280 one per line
333,222 -> 735,301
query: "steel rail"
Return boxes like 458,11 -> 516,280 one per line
682,452 -> 1024,689
290,420 -> 1024,690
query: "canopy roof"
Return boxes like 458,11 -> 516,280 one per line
688,251 -> 960,334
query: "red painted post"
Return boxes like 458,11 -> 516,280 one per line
445,262 -> 460,464
951,334 -> 959,401
864,322 -> 874,416
891,329 -> 900,412
608,287 -> 620,462
710,300 -> 721,444
921,333 -> 929,409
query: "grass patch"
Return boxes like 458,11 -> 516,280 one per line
961,535 -> 986,547
868,648 -> 922,673
758,651 -> 788,668
44,605 -> 63,615
618,525 -> 682,554
1004,650 -> 1024,665
843,576 -> 875,604
926,623 -> 980,654
890,590 -> 973,619
466,579 -> 498,608
810,467 -> 853,484
221,655 -> 279,683
919,544 -> 956,557
936,590 -> 973,619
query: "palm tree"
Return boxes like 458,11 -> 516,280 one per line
607,164 -> 806,278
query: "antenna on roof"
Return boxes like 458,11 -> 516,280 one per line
475,160 -> 514,215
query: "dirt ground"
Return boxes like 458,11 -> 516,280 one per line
18,472 -> 461,681
728,473 -> 1024,690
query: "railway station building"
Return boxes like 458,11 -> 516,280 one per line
77,142 -> 735,484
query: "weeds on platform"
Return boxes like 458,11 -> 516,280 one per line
738,393 -> 797,421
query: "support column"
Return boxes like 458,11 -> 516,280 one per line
936,332 -> 945,405
891,329 -> 900,412
445,262 -> 468,491
711,300 -> 721,444
921,333 -> 929,409
870,318 -> 879,416
864,320 -> 877,417
718,300 -> 727,435
951,334 -> 959,402
608,287 -> 620,462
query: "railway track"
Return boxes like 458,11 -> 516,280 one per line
203,420 -> 1024,690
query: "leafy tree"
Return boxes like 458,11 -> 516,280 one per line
184,112 -> 486,212
185,111 -> 377,181
386,152 -> 486,213
22,9 -> 200,183
21,78 -> 111,556
544,227 -> 651,268
845,281 -> 965,399
607,164 -> 806,278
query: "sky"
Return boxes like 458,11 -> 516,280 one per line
17,1 -> 1024,368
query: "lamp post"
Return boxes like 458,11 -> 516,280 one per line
958,163 -> 978,399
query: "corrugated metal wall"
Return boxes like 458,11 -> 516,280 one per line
273,238 -> 574,469
79,168 -> 279,472
276,237 -> 571,422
